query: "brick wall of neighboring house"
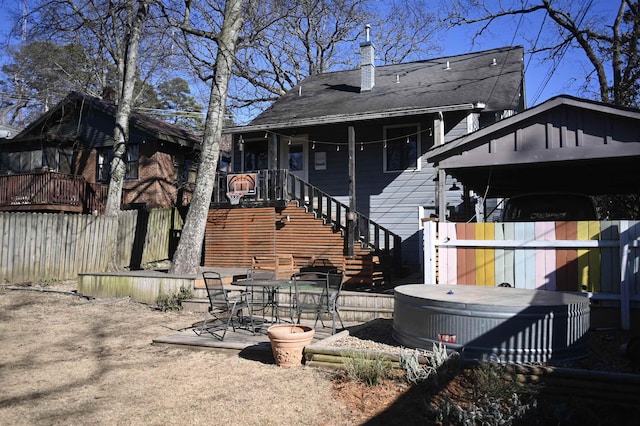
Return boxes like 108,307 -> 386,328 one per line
153,150 -> 179,208
77,149 -> 98,183
125,143 -> 178,209
73,144 -> 179,210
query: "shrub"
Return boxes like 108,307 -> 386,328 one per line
399,342 -> 457,384
155,285 -> 193,311
342,351 -> 394,386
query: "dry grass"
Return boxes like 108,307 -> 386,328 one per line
0,281 -> 353,426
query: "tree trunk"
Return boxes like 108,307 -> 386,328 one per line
104,0 -> 150,270
170,0 -> 245,275
105,0 -> 149,217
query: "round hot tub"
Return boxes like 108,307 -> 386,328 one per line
393,284 -> 590,363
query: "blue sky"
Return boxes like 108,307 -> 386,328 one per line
0,1 -> 620,113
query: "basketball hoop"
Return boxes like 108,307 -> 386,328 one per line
227,191 -> 244,205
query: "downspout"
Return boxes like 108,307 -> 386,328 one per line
434,112 -> 447,221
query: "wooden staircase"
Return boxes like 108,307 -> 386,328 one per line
203,170 -> 401,287
204,202 -> 369,267
202,202 -> 389,287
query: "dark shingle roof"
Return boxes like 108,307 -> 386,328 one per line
247,46 -> 524,128
13,92 -> 201,147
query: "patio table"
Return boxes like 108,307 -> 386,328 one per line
231,278 -> 295,326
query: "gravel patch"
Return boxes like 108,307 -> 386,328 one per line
327,318 -> 404,354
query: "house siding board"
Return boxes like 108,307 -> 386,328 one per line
436,100 -> 640,171
79,109 -> 114,148
444,114 -> 471,143
307,119 -> 440,267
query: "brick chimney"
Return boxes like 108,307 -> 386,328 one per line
360,24 -> 375,92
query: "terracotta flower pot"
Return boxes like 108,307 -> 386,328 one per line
267,324 -> 315,367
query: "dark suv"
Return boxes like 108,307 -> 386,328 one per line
500,193 -> 598,222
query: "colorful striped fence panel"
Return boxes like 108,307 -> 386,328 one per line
426,220 -> 640,330
626,221 -> 640,295
437,222 -> 457,284
433,221 -> 633,293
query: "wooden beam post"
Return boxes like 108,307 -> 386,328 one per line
348,126 -> 356,257
269,132 -> 278,169
434,112 -> 447,221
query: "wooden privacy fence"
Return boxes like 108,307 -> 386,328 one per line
0,208 -> 183,284
423,220 -> 640,329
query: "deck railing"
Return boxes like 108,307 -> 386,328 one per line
0,172 -> 115,214
211,169 -> 401,267
0,172 -> 85,207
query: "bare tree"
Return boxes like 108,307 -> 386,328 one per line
168,0 -> 246,274
162,0 -> 442,271
24,1 -> 191,218
103,1 -> 150,216
445,0 -> 640,107
199,0 -> 440,122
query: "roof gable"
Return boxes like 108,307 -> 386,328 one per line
12,92 -> 201,147
426,95 -> 640,196
246,46 -> 524,129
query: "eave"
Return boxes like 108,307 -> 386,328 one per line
223,103 -> 482,134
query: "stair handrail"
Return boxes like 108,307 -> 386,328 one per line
286,172 -> 401,267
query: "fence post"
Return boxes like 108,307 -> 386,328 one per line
423,221 -> 437,284
620,220 -> 631,330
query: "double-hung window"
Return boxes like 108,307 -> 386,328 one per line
242,140 -> 268,171
383,124 -> 420,172
96,149 -> 110,182
175,158 -> 197,186
125,144 -> 139,179
96,144 -> 139,182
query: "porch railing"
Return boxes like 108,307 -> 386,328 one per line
0,172 -> 113,214
0,172 -> 85,207
211,169 -> 401,267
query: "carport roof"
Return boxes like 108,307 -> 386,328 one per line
426,95 -> 640,198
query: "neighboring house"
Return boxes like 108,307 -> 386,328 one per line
224,39 -> 525,268
0,92 -> 201,213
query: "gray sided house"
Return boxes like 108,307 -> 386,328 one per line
224,44 -> 525,268
0,92 -> 201,213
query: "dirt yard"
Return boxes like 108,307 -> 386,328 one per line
3,280 -> 640,425
1,281 -> 411,425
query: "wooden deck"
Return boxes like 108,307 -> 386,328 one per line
152,316 -> 363,360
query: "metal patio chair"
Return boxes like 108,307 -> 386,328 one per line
293,271 -> 345,334
195,271 -> 255,340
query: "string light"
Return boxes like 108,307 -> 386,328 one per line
238,127 -> 430,150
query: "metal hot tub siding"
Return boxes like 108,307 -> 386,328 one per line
393,284 -> 590,363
